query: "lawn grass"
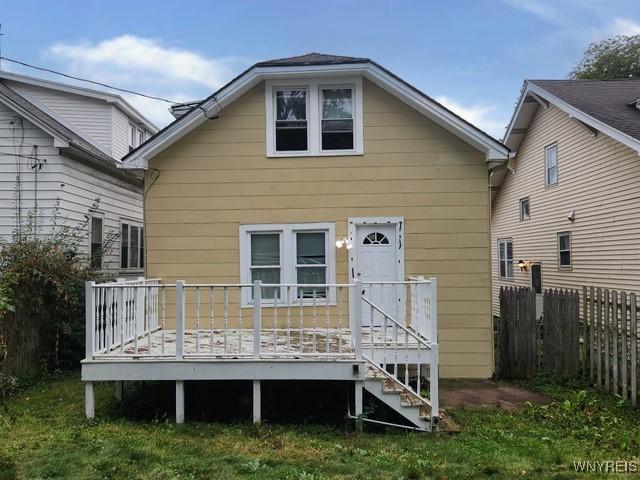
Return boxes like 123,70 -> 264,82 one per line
0,374 -> 638,479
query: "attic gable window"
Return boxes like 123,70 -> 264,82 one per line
266,78 -> 363,157
275,89 -> 308,152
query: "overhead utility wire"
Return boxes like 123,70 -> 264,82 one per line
0,56 -> 180,104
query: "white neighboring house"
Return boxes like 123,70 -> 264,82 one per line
0,70 -> 158,273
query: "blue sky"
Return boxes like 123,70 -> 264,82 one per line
2,0 -> 640,138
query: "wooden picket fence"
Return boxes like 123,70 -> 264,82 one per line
582,287 -> 638,407
498,285 -> 639,407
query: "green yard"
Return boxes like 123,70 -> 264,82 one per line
0,374 -> 638,479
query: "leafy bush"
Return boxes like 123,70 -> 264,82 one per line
0,199 -> 114,376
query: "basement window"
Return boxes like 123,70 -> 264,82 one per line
266,78 -> 363,157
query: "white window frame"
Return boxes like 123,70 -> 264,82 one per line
89,213 -> 104,270
519,197 -> 530,221
557,232 -> 572,269
545,143 -> 558,186
265,77 -> 363,157
239,223 -> 336,306
129,124 -> 145,150
497,238 -> 513,280
120,220 -> 144,271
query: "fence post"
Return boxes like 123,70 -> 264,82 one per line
353,279 -> 363,361
85,281 -> 95,359
253,281 -> 262,359
176,280 -> 185,360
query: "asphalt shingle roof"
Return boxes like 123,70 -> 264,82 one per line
530,79 -> 640,142
256,52 -> 369,67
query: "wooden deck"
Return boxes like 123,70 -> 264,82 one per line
95,326 -> 423,359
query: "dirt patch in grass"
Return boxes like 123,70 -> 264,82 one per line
440,379 -> 551,411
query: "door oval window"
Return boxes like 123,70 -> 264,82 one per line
362,232 -> 389,245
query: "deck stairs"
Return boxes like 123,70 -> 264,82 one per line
363,360 -> 434,431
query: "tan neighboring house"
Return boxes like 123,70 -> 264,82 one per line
82,53 -> 509,430
491,79 -> 640,317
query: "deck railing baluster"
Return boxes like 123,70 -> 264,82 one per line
134,287 -> 139,355
253,282 -> 262,359
286,286 -> 291,353
273,294 -> 278,355
299,290 -> 304,352
210,287 -> 215,355
326,287 -> 331,354
195,287 -> 201,354
404,329 -> 409,386
370,304 -> 375,358
223,287 -> 229,354
147,286 -> 152,353
238,287 -> 243,355
337,287 -> 343,354
161,286 -> 166,355
176,281 -> 185,360
312,289 -> 317,353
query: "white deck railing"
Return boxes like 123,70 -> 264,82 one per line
85,277 -> 437,362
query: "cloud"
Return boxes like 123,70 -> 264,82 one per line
502,0 -> 558,21
42,35 -> 248,126
608,18 -> 640,36
435,96 -> 507,139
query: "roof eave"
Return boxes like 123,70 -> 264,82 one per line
123,62 -> 509,169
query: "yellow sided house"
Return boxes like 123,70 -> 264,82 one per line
81,53 -> 509,431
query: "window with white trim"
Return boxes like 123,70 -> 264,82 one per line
498,239 -> 513,279
266,78 -> 363,157
129,124 -> 145,152
120,221 -> 144,269
240,223 -> 336,305
90,216 -> 103,269
558,232 -> 571,268
519,197 -> 530,221
545,144 -> 558,186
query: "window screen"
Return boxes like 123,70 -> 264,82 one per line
296,232 -> 327,298
321,88 -> 353,150
275,89 -> 307,151
250,233 -> 281,299
90,217 -> 103,269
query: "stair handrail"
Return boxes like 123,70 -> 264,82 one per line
362,353 -> 432,408
361,296 -> 432,348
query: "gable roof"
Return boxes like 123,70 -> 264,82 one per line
123,52 -> 509,168
0,80 -> 117,165
504,79 -> 640,154
0,70 -> 158,132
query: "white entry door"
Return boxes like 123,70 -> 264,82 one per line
355,223 -> 399,325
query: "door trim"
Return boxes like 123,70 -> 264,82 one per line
347,217 -> 405,283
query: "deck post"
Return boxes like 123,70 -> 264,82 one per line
353,280 -> 363,361
176,280 -> 185,360
176,380 -> 185,424
85,281 -> 95,360
114,381 -> 123,401
429,277 -> 438,344
253,281 -> 262,359
430,343 -> 439,428
354,381 -> 363,432
252,380 -> 261,424
85,382 -> 95,419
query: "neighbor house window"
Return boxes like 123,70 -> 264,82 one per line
90,216 -> 103,269
266,78 -> 363,156
545,144 -> 558,186
275,88 -> 308,152
240,223 -> 336,305
120,222 -> 144,269
129,124 -> 145,151
498,239 -> 513,279
519,197 -> 530,221
558,232 -> 571,268
321,87 -> 354,151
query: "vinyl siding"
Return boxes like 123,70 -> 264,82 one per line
144,79 -> 494,379
8,82 -> 113,155
491,103 -> 640,316
0,101 -> 63,239
0,100 -> 143,272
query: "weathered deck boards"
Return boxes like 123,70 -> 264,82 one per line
95,327 -> 422,359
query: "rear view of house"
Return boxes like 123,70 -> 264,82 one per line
492,80 -> 640,316
0,71 -> 157,272
82,53 -> 509,430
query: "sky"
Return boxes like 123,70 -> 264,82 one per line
1,0 -> 640,139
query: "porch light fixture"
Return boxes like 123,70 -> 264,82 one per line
517,259 -> 529,272
336,237 -> 353,250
